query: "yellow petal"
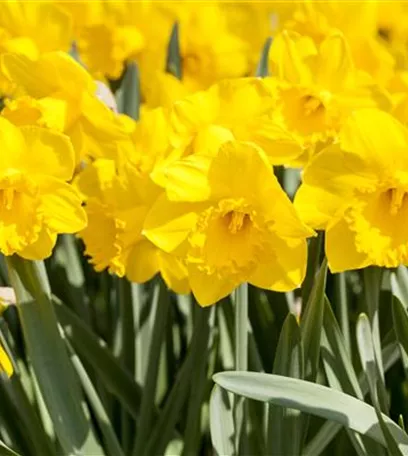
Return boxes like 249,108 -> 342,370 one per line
39,177 -> 87,234
158,251 -> 190,295
126,239 -> 159,283
326,217 -> 371,273
294,183 -> 343,230
300,144 -> 378,197
245,120 -> 303,165
0,117 -> 27,170
18,228 -> 57,260
2,53 -> 59,97
164,155 -> 212,202
340,109 -> 408,171
188,264 -> 238,307
249,237 -> 307,291
208,140 -> 274,202
316,33 -> 354,91
20,126 -> 75,180
143,193 -> 201,253
269,31 -> 316,85
0,343 -> 13,377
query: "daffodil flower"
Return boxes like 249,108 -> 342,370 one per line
0,117 -> 86,259
295,108 -> 408,272
1,51 -> 129,163
144,140 -> 314,306
266,30 -> 390,164
77,159 -> 189,294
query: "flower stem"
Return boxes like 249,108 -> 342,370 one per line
234,282 -> 248,453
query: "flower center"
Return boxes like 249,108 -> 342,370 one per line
0,188 -> 16,211
302,94 -> 325,117
223,210 -> 251,234
386,188 -> 407,215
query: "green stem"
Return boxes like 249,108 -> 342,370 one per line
115,278 -> 135,453
335,273 -> 351,356
132,283 -> 144,385
181,306 -> 212,456
301,233 -> 323,306
132,279 -> 170,456
363,267 -> 389,414
144,304 -> 211,456
234,283 -> 248,454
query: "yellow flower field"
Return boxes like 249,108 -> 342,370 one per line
1,2 -> 408,455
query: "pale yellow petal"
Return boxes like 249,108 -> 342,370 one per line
18,228 -> 57,260
188,264 -> 238,307
143,193 -> 202,253
126,239 -> 159,284
340,109 -> 408,171
326,217 -> 371,273
39,177 -> 87,233
249,237 -> 307,291
20,126 -> 75,180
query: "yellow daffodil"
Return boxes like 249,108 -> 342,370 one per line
266,30 -> 389,164
76,3 -> 145,80
284,1 -> 395,86
1,51 -> 129,163
0,1 -> 72,94
144,140 -> 313,306
222,1 -> 292,71
152,77 -> 301,187
295,108 -> 408,272
178,4 -> 249,91
77,159 -> 189,294
0,117 -> 86,259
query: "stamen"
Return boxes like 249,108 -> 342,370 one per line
224,211 -> 250,234
303,95 -> 324,116
1,189 -> 15,211
389,188 -> 406,215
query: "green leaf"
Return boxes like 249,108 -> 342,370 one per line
48,235 -> 89,323
334,273 -> 351,355
321,297 -> 362,398
301,257 -> 327,381
233,283 -> 248,454
6,257 -> 101,456
391,267 -> 408,309
65,337 -> 123,456
121,62 -> 140,120
114,278 -> 135,453
255,37 -> 272,77
210,384 -> 235,456
306,339 -> 401,456
0,439 -> 21,456
322,299 -> 381,455
133,280 -> 171,456
166,22 -> 182,80
53,296 -> 150,421
356,313 -> 404,456
363,268 -> 385,382
143,305 -> 212,456
213,372 -> 408,454
392,296 -> 408,378
268,313 -> 304,455
301,233 -> 324,307
182,307 -> 213,456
